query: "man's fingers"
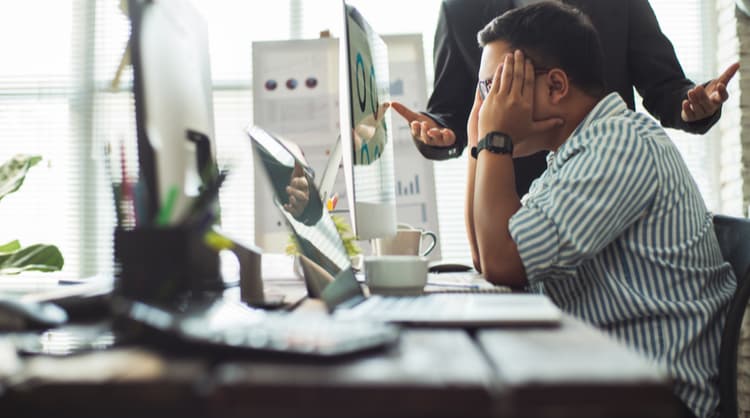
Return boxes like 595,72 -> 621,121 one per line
687,88 -> 710,116
496,54 -> 512,95
376,102 -> 391,120
421,122 -> 433,143
710,83 -> 728,104
681,99 -> 697,122
410,120 -> 422,139
426,128 -> 456,147
391,101 -> 422,122
511,50 -> 525,97
440,128 -> 456,144
717,62 -> 740,85
286,186 -> 307,201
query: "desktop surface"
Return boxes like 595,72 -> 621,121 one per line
0,312 -> 676,418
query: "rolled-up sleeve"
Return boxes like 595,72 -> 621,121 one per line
509,205 -> 564,286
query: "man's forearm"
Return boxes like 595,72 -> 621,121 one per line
473,152 -> 526,286
466,156 -> 480,271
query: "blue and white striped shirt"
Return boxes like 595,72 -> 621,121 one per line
508,93 -> 737,418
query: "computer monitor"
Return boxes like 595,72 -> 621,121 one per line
129,0 -> 218,225
338,1 -> 397,240
247,126 -> 364,308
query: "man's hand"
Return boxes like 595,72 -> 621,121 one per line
284,163 -> 310,219
681,62 -> 739,122
467,88 -> 482,148
391,101 -> 456,147
478,50 -> 562,151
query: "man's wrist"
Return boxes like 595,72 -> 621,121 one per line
471,131 -> 513,159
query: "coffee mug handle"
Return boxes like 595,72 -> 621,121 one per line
420,231 -> 437,256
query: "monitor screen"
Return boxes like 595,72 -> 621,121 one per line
339,1 -> 397,240
247,126 -> 364,309
129,0 -> 218,225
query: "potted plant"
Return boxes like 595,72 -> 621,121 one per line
0,155 -> 64,274
285,213 -> 361,275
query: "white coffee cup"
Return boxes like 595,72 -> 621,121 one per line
364,255 -> 429,296
373,224 -> 437,257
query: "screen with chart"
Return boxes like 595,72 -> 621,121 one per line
339,1 -> 397,240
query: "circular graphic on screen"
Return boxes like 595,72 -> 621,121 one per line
264,79 -> 277,91
286,78 -> 298,90
369,64 -> 378,119
305,77 -> 318,89
355,52 -> 367,112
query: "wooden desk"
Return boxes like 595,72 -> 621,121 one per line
0,269 -> 678,418
0,329 -> 494,418
0,316 -> 677,417
207,329 -> 495,418
479,316 -> 675,418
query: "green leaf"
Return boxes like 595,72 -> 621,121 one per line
0,240 -> 21,254
285,214 -> 361,257
0,243 -> 64,275
0,154 -> 42,203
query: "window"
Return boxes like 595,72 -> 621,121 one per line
0,0 -> 720,278
434,0 -> 720,262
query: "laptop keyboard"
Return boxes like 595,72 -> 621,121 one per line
345,295 -> 453,321
426,286 -> 511,294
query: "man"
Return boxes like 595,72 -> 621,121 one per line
466,3 -> 736,417
392,0 -> 738,196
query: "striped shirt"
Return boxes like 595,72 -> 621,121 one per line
508,93 -> 737,418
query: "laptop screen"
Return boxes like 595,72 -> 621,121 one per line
246,126 -> 364,309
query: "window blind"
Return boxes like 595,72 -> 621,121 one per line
0,0 -> 718,278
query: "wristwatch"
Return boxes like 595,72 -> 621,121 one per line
471,131 -> 513,159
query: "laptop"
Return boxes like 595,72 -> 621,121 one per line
248,125 -> 562,327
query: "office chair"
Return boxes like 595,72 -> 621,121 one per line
713,214 -> 750,418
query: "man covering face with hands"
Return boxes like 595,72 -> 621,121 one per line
465,4 -> 736,418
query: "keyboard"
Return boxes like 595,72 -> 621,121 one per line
114,298 -> 400,357
425,286 -> 511,294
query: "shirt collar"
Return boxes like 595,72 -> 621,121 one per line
570,92 -> 628,138
545,92 -> 627,167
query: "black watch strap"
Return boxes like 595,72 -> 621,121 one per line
472,131 -> 513,159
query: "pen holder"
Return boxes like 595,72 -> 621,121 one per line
114,227 -> 223,306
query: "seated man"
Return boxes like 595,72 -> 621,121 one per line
465,3 -> 737,418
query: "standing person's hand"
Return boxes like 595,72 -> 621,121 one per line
391,101 -> 456,147
284,163 -> 310,219
681,62 -> 739,122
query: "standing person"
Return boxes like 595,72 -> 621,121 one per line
392,0 -> 739,195
465,3 -> 736,417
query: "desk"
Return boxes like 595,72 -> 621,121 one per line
0,264 -> 677,417
0,313 -> 676,417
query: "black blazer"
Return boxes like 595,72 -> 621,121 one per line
419,0 -> 719,195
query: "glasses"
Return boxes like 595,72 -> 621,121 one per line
478,68 -> 549,100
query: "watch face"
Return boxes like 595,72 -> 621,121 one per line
487,133 -> 510,147
483,132 -> 513,154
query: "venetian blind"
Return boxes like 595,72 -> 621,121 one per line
0,0 -> 718,277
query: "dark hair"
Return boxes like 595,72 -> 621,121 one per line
477,2 -> 606,98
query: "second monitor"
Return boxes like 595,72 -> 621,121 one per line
338,1 -> 397,240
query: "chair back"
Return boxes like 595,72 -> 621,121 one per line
713,214 -> 750,418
